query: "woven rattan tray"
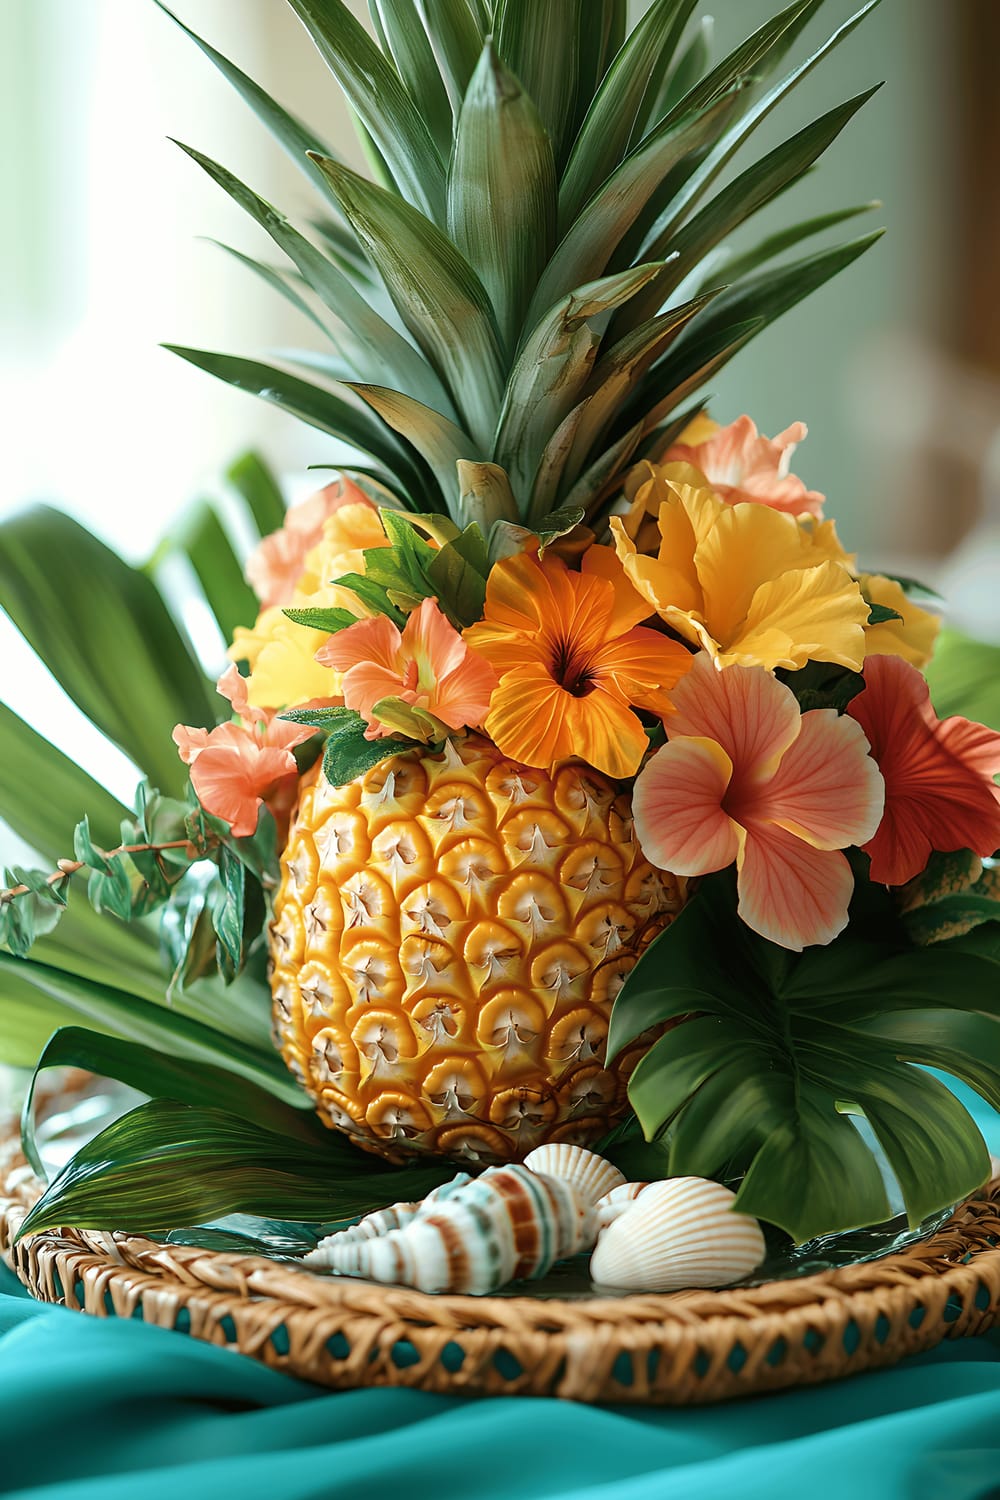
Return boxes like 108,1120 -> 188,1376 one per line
3,1107 -> 1000,1404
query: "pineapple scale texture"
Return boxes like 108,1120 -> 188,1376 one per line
270,734 -> 685,1163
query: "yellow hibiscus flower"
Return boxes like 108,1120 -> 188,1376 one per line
610,464 -> 869,673
231,502 -> 390,711
860,572 -> 940,668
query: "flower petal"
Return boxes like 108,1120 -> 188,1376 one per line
860,572 -> 940,668
720,560 -> 869,672
632,736 -> 742,875
189,736 -> 297,839
848,654 -> 1000,884
563,687 -> 651,779
318,613 -> 401,674
752,709 -> 884,850
667,653 -> 801,780
737,826 -> 854,950
484,663 -> 575,769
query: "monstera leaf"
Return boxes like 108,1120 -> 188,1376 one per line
608,872 -> 1000,1242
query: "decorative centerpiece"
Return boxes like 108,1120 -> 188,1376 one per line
3,0 -> 1000,1400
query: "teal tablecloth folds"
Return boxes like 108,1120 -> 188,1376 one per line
2,1083 -> 1000,1500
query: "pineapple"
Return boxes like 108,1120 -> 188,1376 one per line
271,736 -> 683,1162
166,1 -> 881,1158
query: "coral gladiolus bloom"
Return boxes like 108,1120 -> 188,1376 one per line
173,666 -> 315,838
246,477 -> 372,610
318,598 -> 498,742
663,414 -> 825,518
232,501 -> 390,711
633,654 -> 885,950
463,550 -> 692,779
610,466 -> 869,673
846,654 -> 1000,885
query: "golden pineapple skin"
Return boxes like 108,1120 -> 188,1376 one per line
270,734 -> 684,1164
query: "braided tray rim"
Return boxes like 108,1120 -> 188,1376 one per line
3,1106 -> 999,1404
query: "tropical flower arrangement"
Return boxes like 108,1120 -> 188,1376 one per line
3,0 -> 1000,1273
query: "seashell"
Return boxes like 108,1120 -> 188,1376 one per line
590,1176 -> 765,1292
305,1165 -> 597,1294
595,1181 -> 650,1232
321,1173 -> 474,1248
523,1143 -> 626,1205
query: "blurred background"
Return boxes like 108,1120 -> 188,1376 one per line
1,0 -> 999,803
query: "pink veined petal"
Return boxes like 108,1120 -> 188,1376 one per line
189,740 -> 297,838
317,614 -> 402,674
215,663 -> 261,723
632,736 -> 742,876
172,723 -> 213,766
667,652 -> 801,780
736,824 -> 855,951
747,709 -> 885,850
431,648 -> 499,730
340,661 -> 409,721
402,597 -> 469,684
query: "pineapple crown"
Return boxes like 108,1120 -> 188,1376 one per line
159,0 -> 883,544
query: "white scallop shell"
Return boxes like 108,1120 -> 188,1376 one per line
523,1144 -> 626,1205
305,1165 -> 597,1294
590,1176 -> 765,1292
595,1181 -> 650,1232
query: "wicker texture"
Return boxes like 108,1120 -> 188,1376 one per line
3,1113 -> 1000,1404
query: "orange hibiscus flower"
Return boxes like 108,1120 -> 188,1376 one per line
663,414 -> 825,518
318,598 -> 497,743
846,654 -> 1000,885
463,550 -> 692,778
173,666 -> 317,838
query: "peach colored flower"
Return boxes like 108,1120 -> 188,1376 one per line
633,653 -> 885,950
846,654 -> 1000,885
318,598 -> 498,743
663,415 -> 825,518
246,477 -> 372,610
463,549 -> 692,779
173,666 -> 316,838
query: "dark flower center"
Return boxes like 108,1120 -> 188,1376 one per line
551,636 -> 595,698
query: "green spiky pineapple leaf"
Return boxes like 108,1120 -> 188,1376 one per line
607,873 -> 997,1242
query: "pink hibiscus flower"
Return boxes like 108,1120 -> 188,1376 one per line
632,653 -> 884,950
173,666 -> 317,838
846,654 -> 1000,885
664,415 -> 825,518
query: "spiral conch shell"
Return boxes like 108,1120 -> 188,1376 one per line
305,1165 -> 596,1294
590,1177 -> 765,1292
523,1143 -> 626,1205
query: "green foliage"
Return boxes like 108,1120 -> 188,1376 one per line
18,1097 -> 456,1238
159,1 -> 884,529
21,1026 -> 315,1180
896,851 -> 1000,948
0,703 -> 129,863
321,709 -> 412,787
608,873 -> 998,1242
0,507 -> 215,794
925,628 -> 1000,734
0,949 -> 298,1098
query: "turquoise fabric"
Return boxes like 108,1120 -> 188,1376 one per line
2,1085 -> 1000,1500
